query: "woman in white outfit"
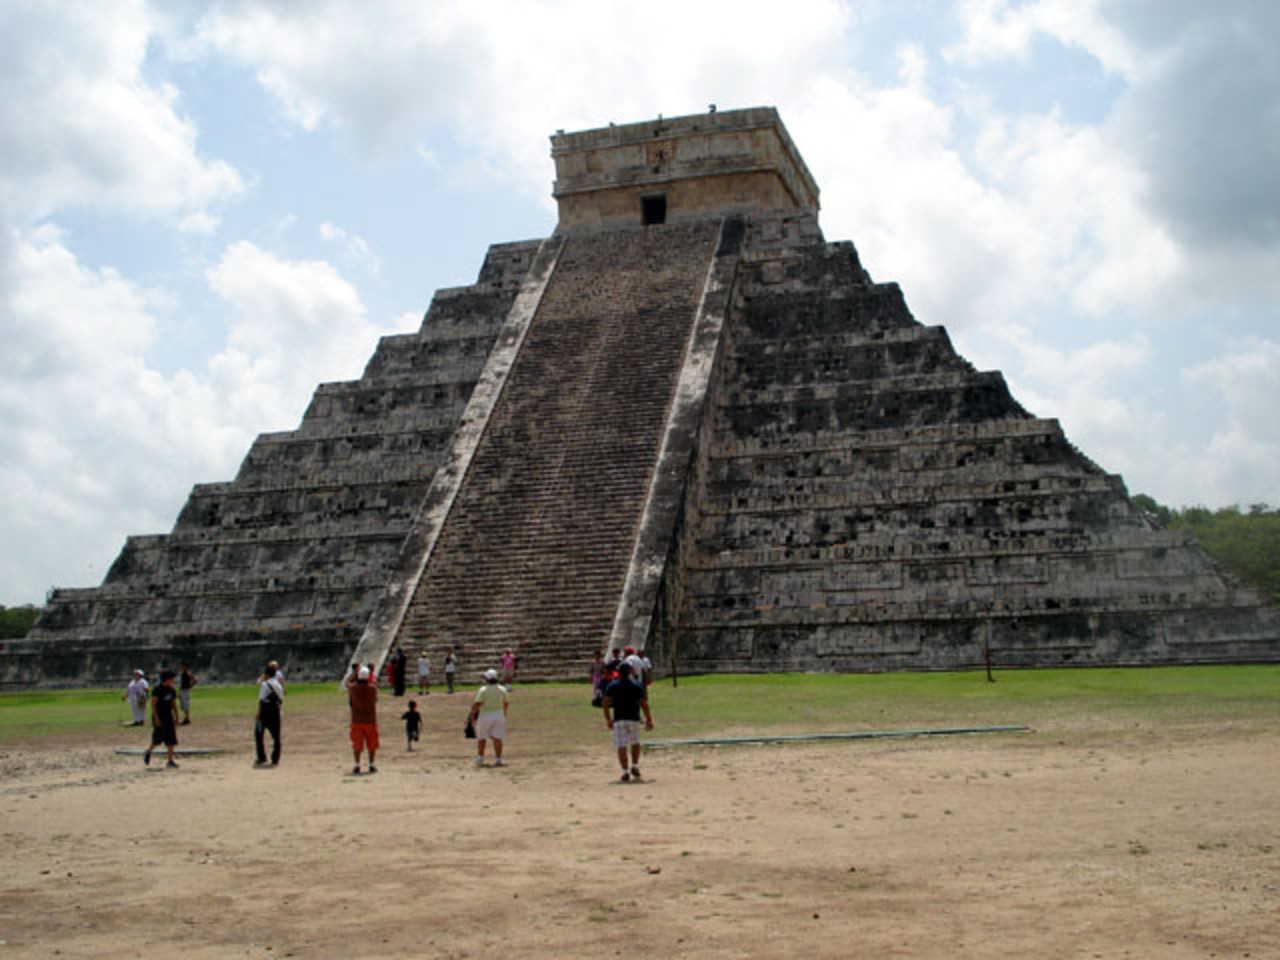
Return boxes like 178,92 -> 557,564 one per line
124,670 -> 149,725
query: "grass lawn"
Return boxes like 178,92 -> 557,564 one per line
3,664 -> 1275,747
0,682 -> 341,742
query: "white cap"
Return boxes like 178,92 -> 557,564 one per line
358,666 -> 370,680
483,668 -> 499,682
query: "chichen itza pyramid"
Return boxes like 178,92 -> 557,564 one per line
9,107 -> 1278,686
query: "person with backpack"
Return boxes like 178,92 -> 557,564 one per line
601,661 -> 654,783
254,662 -> 285,767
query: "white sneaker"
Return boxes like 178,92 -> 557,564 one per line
494,758 -> 505,767
473,756 -> 485,766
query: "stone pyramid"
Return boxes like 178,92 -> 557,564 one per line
9,107 -> 1277,686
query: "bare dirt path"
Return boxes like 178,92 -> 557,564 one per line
1,688 -> 1276,959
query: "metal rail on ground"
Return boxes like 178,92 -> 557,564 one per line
645,725 -> 1030,750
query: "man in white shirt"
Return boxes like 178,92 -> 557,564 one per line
623,646 -> 649,687
254,663 -> 285,767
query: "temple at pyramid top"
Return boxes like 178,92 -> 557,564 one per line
551,107 -> 820,228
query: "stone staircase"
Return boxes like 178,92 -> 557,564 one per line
394,221 -> 722,680
9,241 -> 540,686
661,213 -> 1279,672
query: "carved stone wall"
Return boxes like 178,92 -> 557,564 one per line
655,212 -> 1280,673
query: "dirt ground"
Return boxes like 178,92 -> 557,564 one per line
1,685 -> 1276,959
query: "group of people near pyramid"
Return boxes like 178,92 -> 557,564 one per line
125,642 -> 656,782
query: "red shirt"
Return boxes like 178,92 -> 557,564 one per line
349,682 -> 378,725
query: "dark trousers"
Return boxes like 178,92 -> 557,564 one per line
255,703 -> 282,764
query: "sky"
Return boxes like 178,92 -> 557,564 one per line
3,0 -> 1278,606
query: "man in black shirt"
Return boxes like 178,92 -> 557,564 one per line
601,662 -> 654,783
144,670 -> 180,769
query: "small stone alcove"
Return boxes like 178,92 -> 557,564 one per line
641,194 -> 667,225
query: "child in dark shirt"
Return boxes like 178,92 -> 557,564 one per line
401,700 -> 423,751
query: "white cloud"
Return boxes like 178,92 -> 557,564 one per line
0,226 -> 233,602
0,0 -> 242,222
0,229 -> 416,603
205,241 -> 408,430
945,0 -> 1280,256
193,0 -> 853,194
1107,4 -> 1280,251
178,211 -> 221,236
319,221 -> 380,276
1178,340 -> 1280,506
945,0 -> 1134,75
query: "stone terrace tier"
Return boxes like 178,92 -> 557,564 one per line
656,214 -> 1280,673
8,241 -> 540,686
395,221 -> 723,680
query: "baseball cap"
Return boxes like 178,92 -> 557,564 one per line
358,666 -> 370,680
484,668 -> 499,682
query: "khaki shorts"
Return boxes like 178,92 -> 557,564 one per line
476,712 -> 505,741
612,720 -> 642,749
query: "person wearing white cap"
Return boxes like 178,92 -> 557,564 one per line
346,666 -> 380,775
467,668 -> 509,767
123,670 -> 149,725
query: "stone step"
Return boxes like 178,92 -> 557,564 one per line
396,222 -> 722,659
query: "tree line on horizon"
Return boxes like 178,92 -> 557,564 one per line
2,498 -> 1276,638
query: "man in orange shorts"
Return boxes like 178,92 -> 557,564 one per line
347,666 -> 380,775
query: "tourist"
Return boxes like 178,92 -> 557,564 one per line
144,669 -> 180,768
639,648 -> 654,689
254,663 -> 284,767
178,662 -> 198,725
623,646 -> 647,685
267,659 -> 286,691
604,648 -> 624,686
402,699 -> 423,751
467,668 -> 509,767
417,650 -> 430,695
590,651 -> 606,706
124,669 -> 149,725
443,647 -> 457,694
500,648 -> 516,686
601,661 -> 653,783
391,645 -> 408,697
347,666 -> 380,775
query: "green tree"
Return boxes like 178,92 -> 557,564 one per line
0,605 -> 41,639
